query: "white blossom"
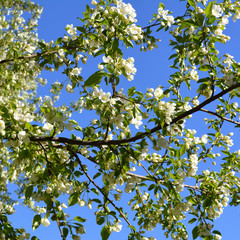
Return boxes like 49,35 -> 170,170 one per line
41,218 -> 50,227
43,122 -> 54,131
66,84 -> 74,93
212,5 -> 223,18
66,24 -> 77,39
99,90 -> 111,103
18,131 -> 30,143
0,120 -> 5,133
116,1 -> 137,22
154,87 -> 163,98
71,67 -> 82,76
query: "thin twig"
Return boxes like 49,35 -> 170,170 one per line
39,143 -> 200,191
54,208 -> 66,240
200,108 -> 240,126
142,21 -> 160,30
67,146 -> 135,231
123,148 -> 156,181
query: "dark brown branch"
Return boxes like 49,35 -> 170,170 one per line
30,82 -> 240,146
54,208 -> 66,240
67,146 -> 134,230
0,50 -> 58,64
142,21 -> 160,30
200,108 -> 240,126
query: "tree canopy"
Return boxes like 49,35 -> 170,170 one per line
1,0 -> 240,239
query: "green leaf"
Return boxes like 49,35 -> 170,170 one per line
188,218 -> 197,224
94,48 -> 105,57
20,149 -> 32,159
84,71 -> 106,87
205,1 -> 215,18
97,216 -> 105,225
180,144 -> 186,156
83,11 -> 89,19
212,230 -> 222,236
197,77 -> 210,83
188,0 -> 196,7
169,53 -> 178,60
148,184 -> 155,191
63,227 -> 69,237
159,3 -> 165,9
207,16 -> 216,24
31,237 -> 39,240
14,49 -> 18,59
92,198 -> 102,204
91,188 -> 99,195
32,214 -> 41,230
74,216 -> 87,222
75,126 -> 82,131
192,226 -> 200,239
199,65 -> 210,71
38,41 -> 46,49
25,122 -> 33,132
76,26 -> 86,33
55,37 -> 63,44
195,13 -> 205,26
93,172 -> 101,179
169,172 -> 176,180
101,225 -> 111,240
127,86 -> 136,97
68,192 -> 79,206
25,185 -> 33,200
203,198 -> 212,208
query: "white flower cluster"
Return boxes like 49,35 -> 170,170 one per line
0,119 -> 5,135
188,154 -> 198,176
110,220 -> 122,232
130,115 -> 143,129
126,24 -> 143,41
102,55 -> 137,81
0,201 -> 15,215
18,230 -> 31,240
153,87 -> 163,99
212,5 -> 231,42
92,87 -> 115,105
125,175 -> 141,193
189,67 -> 199,81
43,111 -> 77,133
158,7 -> 175,27
158,101 -> 176,124
65,24 -> 77,40
212,5 -> 223,18
174,169 -> 187,193
116,0 -> 137,23
90,0 -> 143,43
70,67 -> 82,77
14,106 -> 34,123
184,131 -> 208,150
41,218 -> 50,227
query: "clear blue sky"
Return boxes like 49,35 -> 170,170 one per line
9,1 -> 240,239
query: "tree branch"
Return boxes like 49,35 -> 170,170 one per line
30,82 -> 240,146
200,108 -> 240,126
0,50 -> 58,64
67,146 -> 135,231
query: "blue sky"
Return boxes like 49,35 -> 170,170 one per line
9,1 -> 240,239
